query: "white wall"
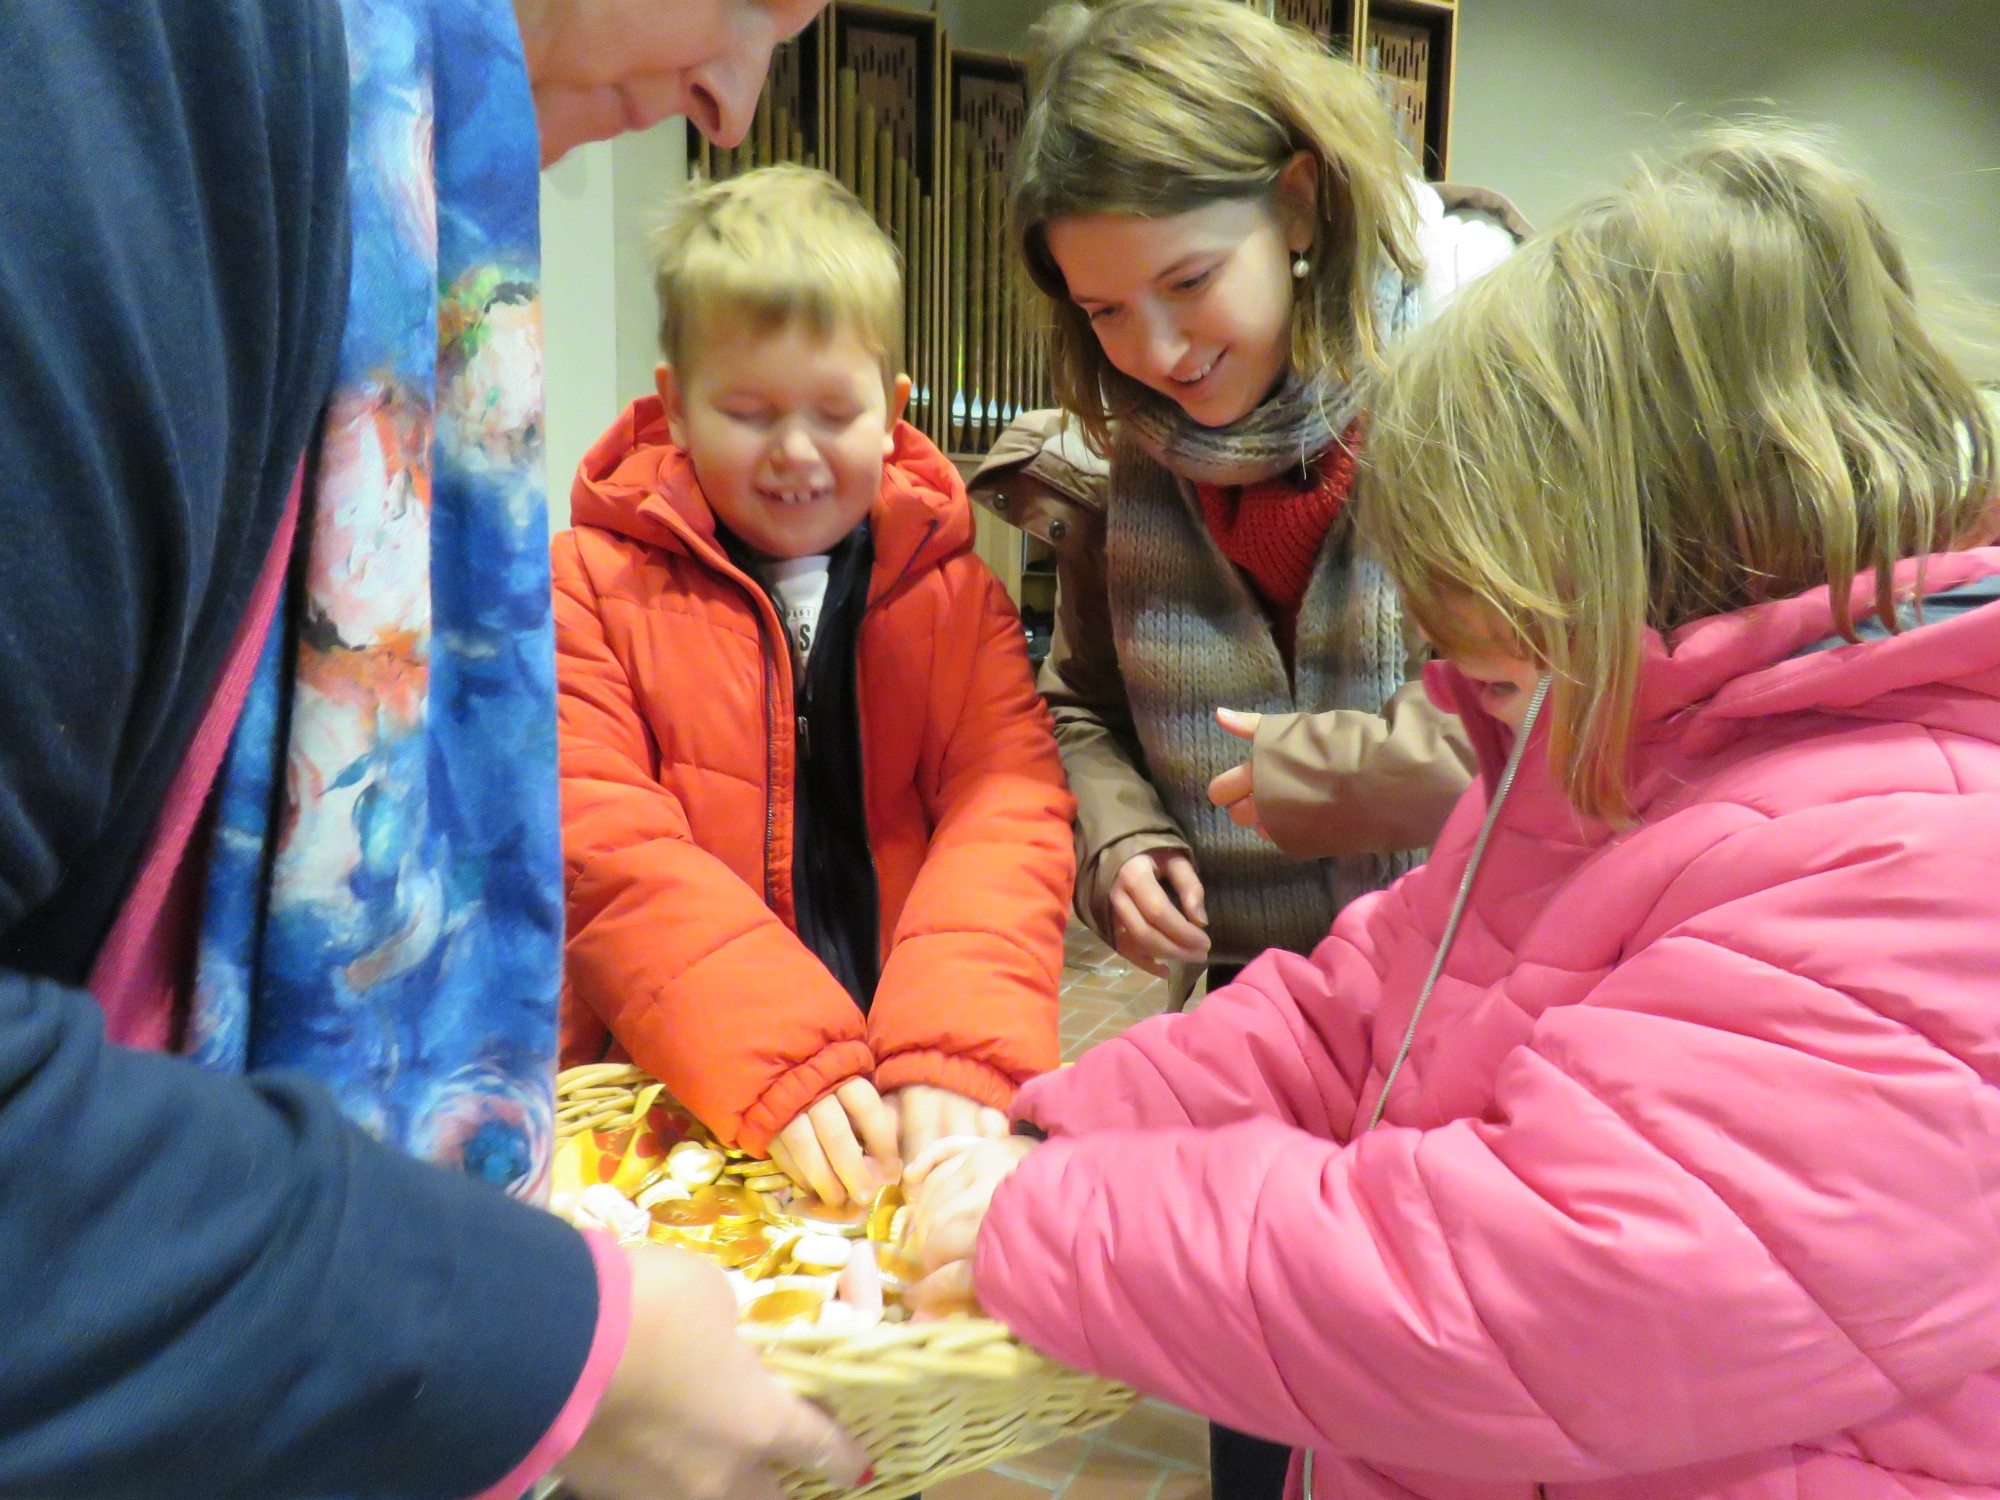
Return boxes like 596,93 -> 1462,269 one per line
1450,0 -> 2000,298
539,121 -> 688,529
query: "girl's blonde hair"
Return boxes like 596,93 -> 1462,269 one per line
1357,124 -> 1998,823
1011,0 -> 1423,450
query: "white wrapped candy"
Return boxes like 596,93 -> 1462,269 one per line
579,1183 -> 650,1244
815,1300 -> 876,1335
636,1176 -> 692,1209
666,1141 -> 725,1187
791,1233 -> 854,1273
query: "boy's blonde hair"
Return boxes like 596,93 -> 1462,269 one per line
1357,124 -> 1999,824
652,164 -> 903,383
1011,0 -> 1423,451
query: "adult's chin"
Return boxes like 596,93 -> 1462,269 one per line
531,84 -> 631,167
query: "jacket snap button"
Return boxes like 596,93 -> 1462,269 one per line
1048,517 -> 1068,541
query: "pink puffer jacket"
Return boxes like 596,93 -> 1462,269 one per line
977,548 -> 2000,1500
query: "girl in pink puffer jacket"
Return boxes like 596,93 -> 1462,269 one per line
907,128 -> 2000,1500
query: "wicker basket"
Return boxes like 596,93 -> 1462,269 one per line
555,1064 -> 1137,1500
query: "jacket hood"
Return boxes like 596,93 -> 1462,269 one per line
1428,547 -> 2000,782
568,396 -> 973,590
1641,548 -> 2000,737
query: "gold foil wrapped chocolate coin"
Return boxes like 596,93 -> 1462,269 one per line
743,1287 -> 826,1325
865,1183 -> 905,1242
649,1196 -> 724,1230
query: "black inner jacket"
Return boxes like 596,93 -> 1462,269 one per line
722,522 -> 883,1011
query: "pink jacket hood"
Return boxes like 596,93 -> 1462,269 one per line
978,550 -> 2000,1500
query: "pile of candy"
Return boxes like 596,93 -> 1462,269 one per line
551,1098 -> 918,1333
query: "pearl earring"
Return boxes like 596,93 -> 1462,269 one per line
1291,253 -> 1310,280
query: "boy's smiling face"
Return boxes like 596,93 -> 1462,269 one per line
660,313 -> 911,561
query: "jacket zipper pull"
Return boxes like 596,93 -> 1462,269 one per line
798,713 -> 811,759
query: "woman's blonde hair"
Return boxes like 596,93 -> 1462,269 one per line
1357,124 -> 1998,823
1011,0 -> 1423,450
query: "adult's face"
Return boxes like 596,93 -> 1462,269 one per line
516,0 -> 825,166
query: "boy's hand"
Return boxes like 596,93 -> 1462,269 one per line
1109,850 -> 1210,978
903,1136 -> 1037,1318
768,1078 -> 902,1208
559,1244 -> 871,1500
887,1085 -> 1009,1166
1206,708 -> 1271,839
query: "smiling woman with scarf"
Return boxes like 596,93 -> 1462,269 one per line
983,0 -> 1526,1021
973,4 -> 1522,1498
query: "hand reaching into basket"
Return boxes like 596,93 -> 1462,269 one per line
888,1084 -> 1010,1166
560,1244 -> 873,1500
768,1077 -> 903,1208
901,1135 -> 1037,1318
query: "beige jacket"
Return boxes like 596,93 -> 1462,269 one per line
970,411 -> 1476,945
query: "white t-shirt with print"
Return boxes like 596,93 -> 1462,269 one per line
757,554 -> 831,688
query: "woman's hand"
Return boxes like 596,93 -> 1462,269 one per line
1206,708 -> 1270,839
903,1136 -> 1037,1317
1109,850 -> 1210,977
888,1085 -> 1010,1165
560,1244 -> 870,1500
768,1078 -> 902,1207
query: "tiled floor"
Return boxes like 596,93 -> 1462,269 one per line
933,1398 -> 1211,1500
1053,922 -> 1176,1064
934,925 -> 1216,1500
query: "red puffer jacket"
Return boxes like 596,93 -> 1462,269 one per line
555,397 -> 1073,1153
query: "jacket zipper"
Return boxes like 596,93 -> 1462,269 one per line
848,516 -> 939,815
698,518 -> 938,911
643,512 -> 796,909
756,614 -> 784,907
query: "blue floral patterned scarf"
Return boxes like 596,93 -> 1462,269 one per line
190,0 -> 562,1202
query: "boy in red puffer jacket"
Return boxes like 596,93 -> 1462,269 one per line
554,166 -> 1073,1206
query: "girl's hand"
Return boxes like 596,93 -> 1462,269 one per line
1109,850 -> 1210,977
560,1244 -> 871,1500
1206,708 -> 1271,839
903,1136 -> 1037,1316
768,1078 -> 902,1207
888,1085 -> 1010,1165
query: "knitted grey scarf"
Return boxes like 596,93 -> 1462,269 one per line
1105,285 -> 1421,962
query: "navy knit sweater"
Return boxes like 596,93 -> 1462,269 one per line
0,4 -> 599,1496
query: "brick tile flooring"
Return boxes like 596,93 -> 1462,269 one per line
1054,922 -> 1176,1064
934,924 -> 1216,1500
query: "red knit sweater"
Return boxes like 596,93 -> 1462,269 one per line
1195,423 -> 1362,665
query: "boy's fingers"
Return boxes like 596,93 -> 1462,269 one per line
812,1103 -> 875,1205
768,1136 -> 802,1192
790,1110 -> 846,1206
838,1079 -> 904,1178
